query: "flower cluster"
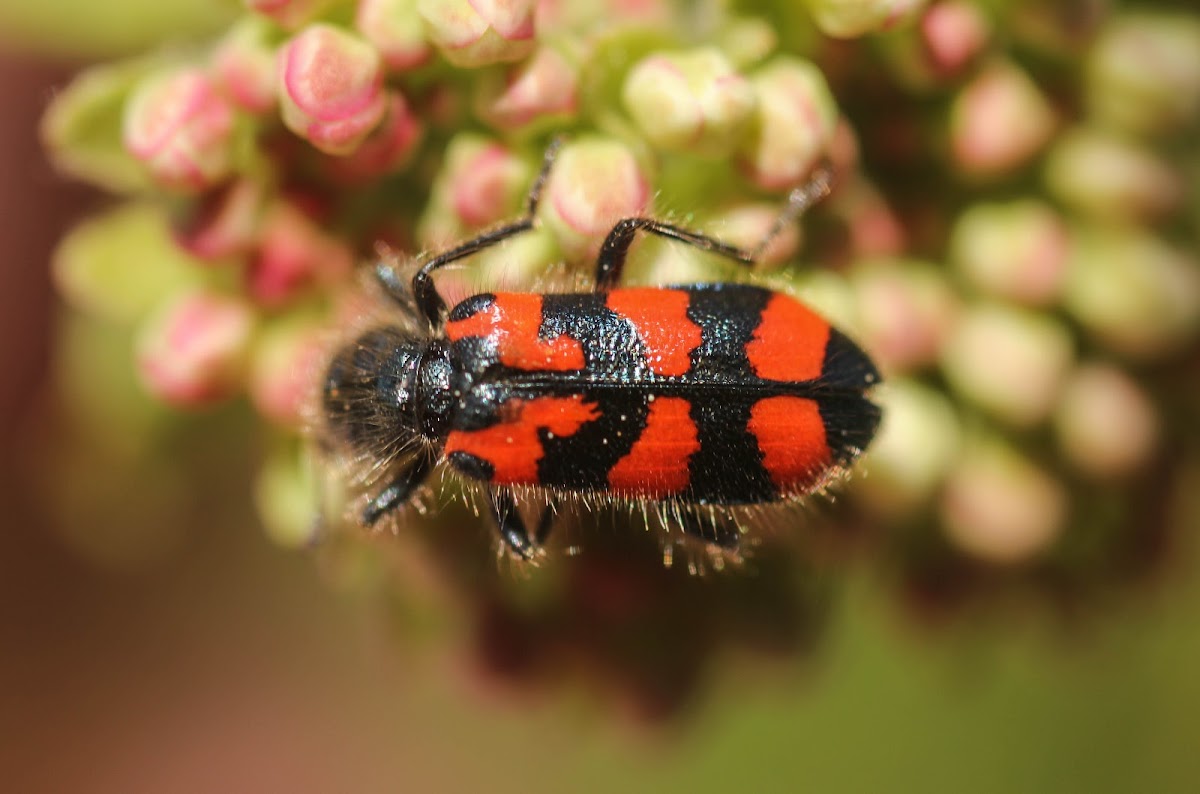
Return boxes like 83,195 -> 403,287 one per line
42,0 -> 1200,715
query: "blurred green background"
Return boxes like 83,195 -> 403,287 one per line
2,1 -> 1200,792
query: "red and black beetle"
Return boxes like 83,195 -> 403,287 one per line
321,140 -> 881,560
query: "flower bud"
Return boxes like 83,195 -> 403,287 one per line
248,200 -> 355,307
738,57 -> 838,191
278,24 -> 387,155
857,379 -> 961,513
244,0 -> 328,29
477,45 -> 579,132
212,17 -> 279,114
950,60 -> 1056,177
418,0 -> 536,68
703,202 -> 801,270
805,0 -> 928,39
1055,363 -> 1160,480
1086,12 -> 1200,138
833,179 -> 906,258
1043,126 -> 1184,222
356,0 -> 432,72
919,1 -> 989,76
123,67 -> 235,192
248,318 -> 326,428
1063,227 -> 1200,359
418,135 -> 534,247
321,92 -> 424,184
949,199 -> 1069,306
850,261 -> 959,374
135,289 -> 255,407
255,443 -> 322,549
539,138 -> 650,263
172,178 -> 267,261
940,435 -> 1068,564
623,48 -> 756,156
941,303 -> 1073,427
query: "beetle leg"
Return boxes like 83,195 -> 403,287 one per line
487,488 -> 555,561
592,160 -> 833,290
409,137 -> 565,329
361,452 -> 436,527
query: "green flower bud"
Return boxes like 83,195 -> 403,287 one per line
1055,363 -> 1160,480
805,0 -> 928,39
623,48 -> 756,156
949,199 -> 1069,306
941,302 -> 1074,427
418,0 -> 536,68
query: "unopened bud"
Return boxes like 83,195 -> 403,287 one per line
136,289 -> 255,407
941,302 -> 1074,427
278,24 -> 387,155
248,200 -> 355,307
540,138 -> 650,263
418,0 -> 536,68
623,48 -> 756,156
249,318 -> 327,428
1063,227 -> 1200,358
949,199 -> 1069,306
477,45 -> 579,132
1055,363 -> 1160,480
356,0 -> 432,72
920,1 -> 989,76
212,17 -> 279,114
1087,12 -> 1200,138
805,0 -> 928,39
322,92 -> 424,183
850,261 -> 960,374
738,57 -> 838,191
950,60 -> 1056,177
940,435 -> 1068,564
123,67 -> 235,192
1044,126 -> 1184,222
244,0 -> 329,30
172,178 -> 267,261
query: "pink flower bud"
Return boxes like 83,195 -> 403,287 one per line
806,0 -> 928,39
212,18 -> 279,114
1044,126 -> 1185,222
123,68 -> 236,192
951,60 -> 1056,177
477,45 -> 579,131
249,319 -> 327,427
248,200 -> 355,307
278,24 -> 387,155
418,0 -> 536,68
171,178 -> 268,261
450,141 -> 532,227
833,180 -> 906,258
738,57 -> 839,191
949,199 -> 1070,306
623,49 -> 756,156
940,303 -> 1074,427
851,261 -> 959,373
321,92 -> 424,184
244,0 -> 328,29
1055,364 -> 1160,480
356,0 -> 432,72
940,436 -> 1068,564
136,290 -> 255,407
920,1 -> 989,76
539,138 -> 650,263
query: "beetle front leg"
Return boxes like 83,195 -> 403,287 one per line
361,452 -> 436,527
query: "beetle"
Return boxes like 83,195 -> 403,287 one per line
321,139 -> 881,561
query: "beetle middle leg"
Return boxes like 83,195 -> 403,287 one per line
591,160 -> 834,290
